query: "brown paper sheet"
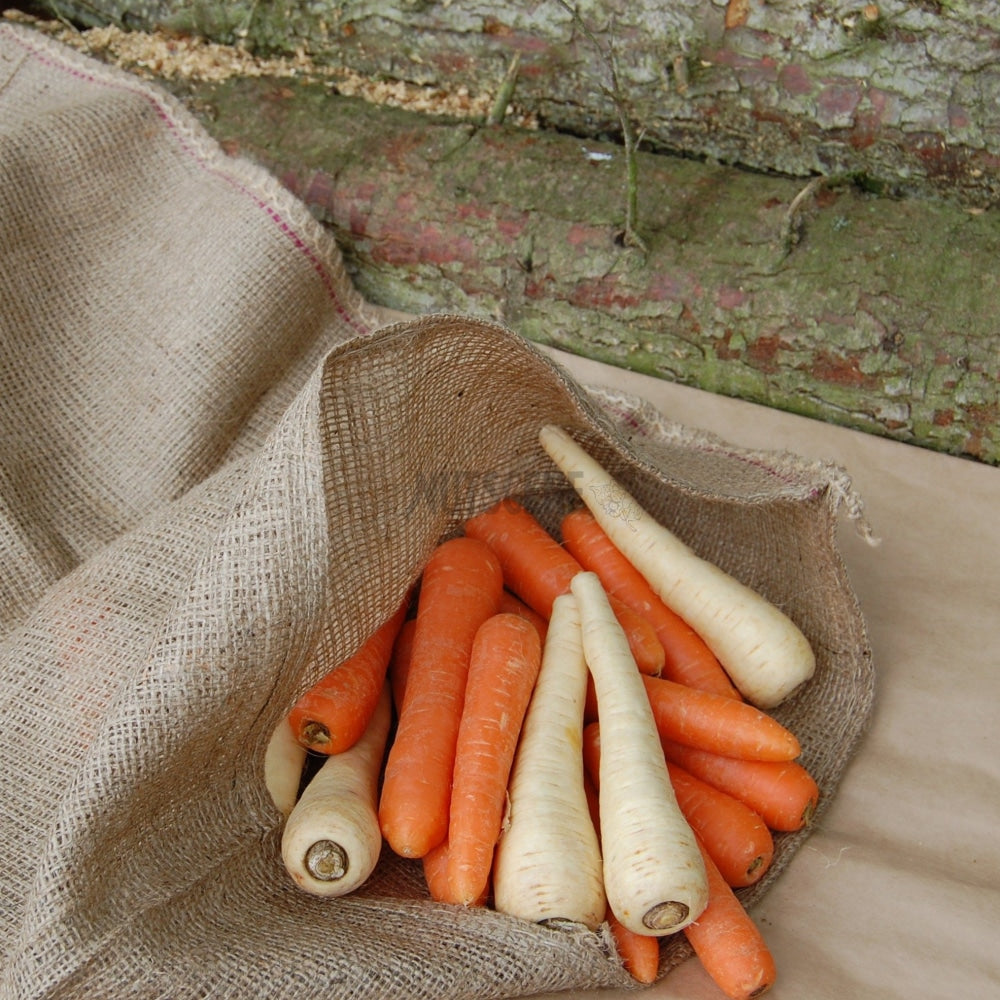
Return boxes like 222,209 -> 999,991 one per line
534,348 -> 1000,999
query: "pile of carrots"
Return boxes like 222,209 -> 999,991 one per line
265,426 -> 821,1000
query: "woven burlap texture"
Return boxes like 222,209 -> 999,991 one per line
0,22 -> 874,1000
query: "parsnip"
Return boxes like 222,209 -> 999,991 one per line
540,425 -> 815,708
281,683 -> 391,897
492,593 -> 606,930
263,716 -> 308,820
571,571 -> 708,936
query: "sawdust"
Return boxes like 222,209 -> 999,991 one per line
2,9 -> 537,127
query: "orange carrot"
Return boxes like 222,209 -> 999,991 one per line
587,723 -> 773,888
464,498 -> 665,676
422,840 -> 489,907
642,675 -> 801,761
421,840 -> 453,903
607,908 -> 661,984
446,613 -> 542,905
287,599 -> 409,754
582,721 -> 602,792
583,675 -> 599,723
583,769 -> 601,837
660,740 -> 820,833
684,838 -> 777,999
387,617 -> 416,715
561,507 -> 742,699
379,537 -> 503,858
497,589 -> 549,644
667,762 -> 773,888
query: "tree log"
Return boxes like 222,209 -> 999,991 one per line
31,0 -> 1000,207
12,11 -> 996,463
161,74 -> 995,464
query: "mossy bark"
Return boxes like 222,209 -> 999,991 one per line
164,75 -> 997,464
31,0 -> 1000,207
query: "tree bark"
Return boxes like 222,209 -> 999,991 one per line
162,75 -> 996,464
33,0 -> 1000,208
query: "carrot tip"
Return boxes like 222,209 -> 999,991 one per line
801,797 -> 819,827
299,720 -> 332,749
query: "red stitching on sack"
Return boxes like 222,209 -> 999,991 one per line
4,27 -> 370,336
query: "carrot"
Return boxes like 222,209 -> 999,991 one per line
281,684 -> 392,897
561,507 -> 742,699
288,599 -> 409,754
581,719 -> 602,791
642,675 -> 801,761
446,613 -> 542,906
464,498 -> 665,676
667,762 -> 774,888
497,588 -> 549,644
422,840 -> 488,907
387,617 -> 416,716
684,838 -> 777,999
583,769 -> 601,838
539,426 -> 815,709
607,908 -> 661,984
572,571 -> 708,936
379,536 -> 503,858
583,674 -> 599,723
661,739 -> 820,833
421,840 -> 453,903
493,593 -> 605,931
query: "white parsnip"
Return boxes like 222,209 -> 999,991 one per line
263,716 -> 308,820
540,424 -> 815,708
571,571 -> 708,936
492,593 -> 606,930
281,683 -> 391,897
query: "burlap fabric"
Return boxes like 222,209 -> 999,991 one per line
0,22 -> 874,1000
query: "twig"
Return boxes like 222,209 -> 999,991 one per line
487,52 -> 521,126
556,0 -> 647,253
779,175 -> 826,255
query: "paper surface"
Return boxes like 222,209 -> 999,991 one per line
536,348 -> 1000,999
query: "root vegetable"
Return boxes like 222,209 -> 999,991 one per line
281,683 -> 392,897
571,570 -> 708,936
661,740 -> 820,833
287,599 -> 408,754
539,425 -> 815,709
263,717 -> 307,820
561,507 -> 742,699
583,723 -> 774,890
492,593 -> 606,930
464,498 -> 665,677
684,838 -> 777,999
606,908 -> 661,984
446,613 -> 542,906
666,762 -> 774,888
379,536 -> 503,858
642,675 -> 801,761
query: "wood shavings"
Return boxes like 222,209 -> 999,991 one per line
2,9 -> 537,127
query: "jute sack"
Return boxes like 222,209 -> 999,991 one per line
0,22 -> 874,1000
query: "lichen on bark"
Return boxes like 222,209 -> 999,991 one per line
168,74 -> 998,464
14,7 -> 998,464
30,0 -> 1000,206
